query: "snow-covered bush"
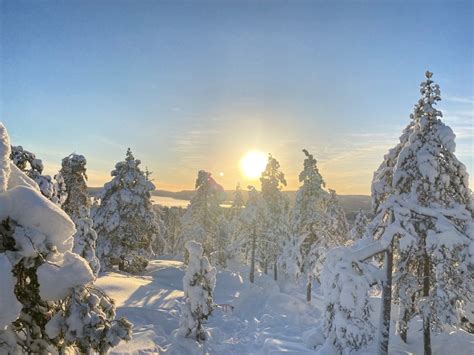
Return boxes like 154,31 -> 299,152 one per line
94,148 -> 159,274
0,123 -> 131,353
179,240 -> 217,341
59,153 -> 100,275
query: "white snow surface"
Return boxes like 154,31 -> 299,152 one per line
8,163 -> 40,191
0,254 -> 22,329
95,257 -> 474,354
0,185 -> 75,253
37,251 -> 95,300
0,123 -> 11,193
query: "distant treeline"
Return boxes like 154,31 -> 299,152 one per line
88,187 -> 371,221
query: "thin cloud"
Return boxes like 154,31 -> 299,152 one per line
444,95 -> 474,105
89,134 -> 124,150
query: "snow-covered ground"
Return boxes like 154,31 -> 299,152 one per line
96,258 -> 474,354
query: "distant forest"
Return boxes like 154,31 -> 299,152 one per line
88,187 -> 371,221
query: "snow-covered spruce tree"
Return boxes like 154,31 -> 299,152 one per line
259,154 -> 290,280
323,189 -> 350,245
180,170 -> 225,259
10,145 -> 66,205
368,95 -> 419,353
281,149 -> 327,301
318,246 -> 376,353
179,240 -> 217,342
371,71 -> 474,355
350,209 -> 369,241
60,154 -> 90,215
0,123 -> 131,353
94,148 -> 159,274
58,153 -> 100,275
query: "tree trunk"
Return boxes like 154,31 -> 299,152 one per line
378,245 -> 393,355
273,260 -> 277,281
306,276 -> 312,303
264,261 -> 268,275
399,307 -> 409,343
422,253 -> 432,355
249,227 -> 256,283
398,292 -> 415,343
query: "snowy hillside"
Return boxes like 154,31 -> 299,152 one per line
3,71 -> 473,354
96,258 -> 474,354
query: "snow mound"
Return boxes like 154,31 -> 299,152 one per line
8,163 -> 40,191
37,251 -> 94,300
0,185 -> 76,253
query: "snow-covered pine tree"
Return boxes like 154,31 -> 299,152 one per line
213,217 -> 231,268
323,189 -> 349,245
230,182 -> 245,218
179,240 -> 216,341
53,171 -> 68,206
10,145 -> 66,205
160,206 -> 184,254
58,153 -> 100,275
223,183 -> 247,264
94,148 -> 159,274
180,170 -> 225,258
282,149 -> 327,301
240,186 -> 269,283
259,154 -> 289,280
371,71 -> 474,355
350,209 -> 369,241
0,123 -> 131,353
151,205 -> 168,256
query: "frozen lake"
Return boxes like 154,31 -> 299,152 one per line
151,195 -> 190,208
151,195 -> 232,209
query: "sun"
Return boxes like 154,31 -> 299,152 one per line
240,150 -> 267,179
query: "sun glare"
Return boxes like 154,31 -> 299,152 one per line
240,151 -> 267,179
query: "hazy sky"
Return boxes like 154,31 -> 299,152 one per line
1,0 -> 473,194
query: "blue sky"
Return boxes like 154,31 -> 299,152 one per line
1,0 -> 472,193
